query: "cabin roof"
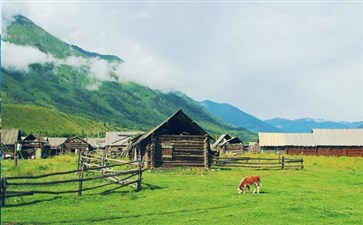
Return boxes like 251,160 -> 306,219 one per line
133,109 -> 208,146
1,128 -> 22,145
105,131 -> 142,146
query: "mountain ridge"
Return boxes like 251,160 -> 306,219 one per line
265,117 -> 363,133
2,15 -> 257,141
201,100 -> 282,133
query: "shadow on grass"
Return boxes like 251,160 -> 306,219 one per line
3,196 -> 61,208
141,183 -> 163,191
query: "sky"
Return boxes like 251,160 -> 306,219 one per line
1,1 -> 362,122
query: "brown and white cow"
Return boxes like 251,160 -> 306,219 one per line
237,176 -> 261,194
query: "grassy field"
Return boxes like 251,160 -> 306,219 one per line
1,104 -> 118,137
1,154 -> 362,225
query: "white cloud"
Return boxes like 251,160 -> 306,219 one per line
2,2 -> 361,121
2,41 -> 55,71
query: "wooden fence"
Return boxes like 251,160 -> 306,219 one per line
0,152 -> 144,206
212,156 -> 304,170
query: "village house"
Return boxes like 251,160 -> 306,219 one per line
61,136 -> 93,154
213,134 -> 244,154
20,134 -> 50,158
1,128 -> 22,158
105,131 -> 142,157
258,129 -> 363,157
129,109 -> 211,168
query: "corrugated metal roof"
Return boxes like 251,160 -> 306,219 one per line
259,133 -> 286,146
312,129 -> 363,146
1,129 -> 22,145
259,129 -> 363,147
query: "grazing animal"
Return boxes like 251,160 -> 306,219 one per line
237,176 -> 261,194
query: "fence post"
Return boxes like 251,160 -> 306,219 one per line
78,157 -> 85,196
1,178 -> 6,206
281,156 -> 285,169
77,148 -> 82,175
136,159 -> 142,191
301,158 -> 304,170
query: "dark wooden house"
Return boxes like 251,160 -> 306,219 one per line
213,134 -> 244,154
1,128 -> 22,158
61,136 -> 92,154
130,109 -> 211,168
20,134 -> 50,158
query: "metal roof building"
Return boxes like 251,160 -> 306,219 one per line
259,129 -> 363,147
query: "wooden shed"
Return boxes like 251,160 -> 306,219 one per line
20,134 -> 50,158
213,134 -> 244,154
1,128 -> 22,158
130,109 -> 211,168
47,137 -> 67,155
105,132 -> 142,157
61,136 -> 92,154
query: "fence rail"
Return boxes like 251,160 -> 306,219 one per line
212,156 -> 304,170
0,151 -> 144,206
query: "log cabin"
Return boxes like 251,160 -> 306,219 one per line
129,109 -> 211,168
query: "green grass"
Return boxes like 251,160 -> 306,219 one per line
1,154 -> 362,224
2,104 -> 118,137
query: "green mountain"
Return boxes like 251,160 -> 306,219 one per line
2,104 -> 117,137
201,100 -> 282,133
2,15 -> 257,141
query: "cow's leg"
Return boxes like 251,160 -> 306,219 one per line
252,183 -> 259,194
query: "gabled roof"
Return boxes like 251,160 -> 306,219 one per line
47,137 -> 67,147
133,109 -> 208,146
213,134 -> 232,147
64,136 -> 90,145
214,134 -> 243,147
1,129 -> 22,145
105,132 -> 142,146
84,138 -> 106,148
23,134 -> 47,143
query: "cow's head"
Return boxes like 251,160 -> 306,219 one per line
237,187 -> 243,194
237,185 -> 248,194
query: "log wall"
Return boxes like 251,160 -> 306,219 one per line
149,135 -> 208,168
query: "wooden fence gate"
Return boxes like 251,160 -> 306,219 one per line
0,151 -> 144,206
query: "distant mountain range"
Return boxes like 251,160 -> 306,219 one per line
1,15 -> 256,140
201,100 -> 363,133
265,118 -> 363,133
201,100 -> 281,133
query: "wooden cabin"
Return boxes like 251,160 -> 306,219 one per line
20,134 -> 50,158
61,136 -> 92,154
1,128 -> 22,158
130,109 -> 211,168
47,137 -> 67,155
84,137 -> 106,152
105,132 -> 142,157
213,134 -> 244,154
